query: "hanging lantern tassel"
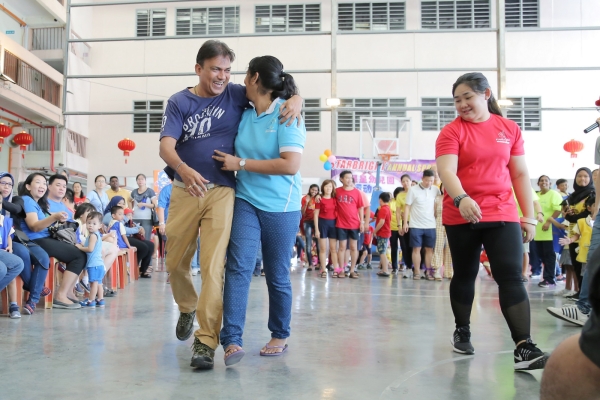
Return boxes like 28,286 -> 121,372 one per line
0,123 -> 12,152
13,131 -> 34,159
118,138 -> 136,164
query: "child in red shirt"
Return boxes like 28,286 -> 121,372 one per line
334,171 -> 365,279
358,225 -> 374,270
375,192 -> 392,276
301,184 -> 320,270
314,179 -> 338,278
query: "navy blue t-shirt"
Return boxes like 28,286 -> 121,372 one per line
160,84 -> 249,188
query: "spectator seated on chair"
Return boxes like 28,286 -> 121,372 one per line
0,201 -> 24,318
108,206 -> 132,250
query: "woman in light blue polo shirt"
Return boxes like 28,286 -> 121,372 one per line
213,56 -> 305,366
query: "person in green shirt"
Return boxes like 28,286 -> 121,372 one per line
535,175 -> 564,287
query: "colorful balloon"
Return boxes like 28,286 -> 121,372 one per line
324,161 -> 332,170
319,154 -> 328,162
328,155 -> 337,164
324,149 -> 332,157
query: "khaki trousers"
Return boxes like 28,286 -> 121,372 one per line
166,185 -> 234,349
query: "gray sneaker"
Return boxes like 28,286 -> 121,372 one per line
451,327 -> 475,354
176,310 -> 196,341
190,337 -> 215,369
356,264 -> 366,270
9,305 -> 21,319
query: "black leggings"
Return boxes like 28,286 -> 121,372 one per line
128,237 -> 154,274
33,237 -> 86,275
569,242 -> 584,292
390,230 -> 400,270
445,223 -> 531,344
398,228 -> 413,270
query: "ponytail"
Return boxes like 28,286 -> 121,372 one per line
247,56 -> 299,101
487,94 -> 503,116
273,72 -> 299,100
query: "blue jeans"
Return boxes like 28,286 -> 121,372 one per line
221,198 -> 301,348
579,212 -> 600,310
253,244 -> 263,276
0,250 -> 24,292
13,242 -> 50,304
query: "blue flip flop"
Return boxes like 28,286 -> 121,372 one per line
260,344 -> 288,357
224,347 -> 245,366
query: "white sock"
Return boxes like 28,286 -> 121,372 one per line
82,276 -> 89,285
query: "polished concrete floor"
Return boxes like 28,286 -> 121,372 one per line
0,265 -> 578,400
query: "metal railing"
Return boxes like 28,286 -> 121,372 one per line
3,50 -> 62,108
31,27 -> 65,51
66,129 -> 87,158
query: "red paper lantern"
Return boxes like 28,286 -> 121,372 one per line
564,139 -> 584,167
118,138 -> 136,164
13,131 -> 33,159
0,123 -> 12,152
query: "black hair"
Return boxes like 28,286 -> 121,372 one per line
94,175 -> 106,183
73,182 -> 85,198
556,178 -> 568,187
48,174 -> 68,186
393,186 -> 402,198
109,176 -> 119,182
74,202 -> 95,220
196,40 -> 236,66
87,211 -> 103,223
247,56 -> 299,101
538,175 -> 551,184
586,195 -> 596,208
64,188 -> 74,204
19,173 -> 49,214
308,184 -> 319,195
452,72 -> 502,117
400,174 -> 411,182
136,174 -> 146,181
423,169 -> 435,178
379,192 -> 391,202
339,170 -> 353,180
111,205 -> 123,215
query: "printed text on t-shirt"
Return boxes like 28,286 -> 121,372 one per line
179,105 -> 227,143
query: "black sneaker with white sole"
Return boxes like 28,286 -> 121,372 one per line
190,337 -> 215,369
176,310 -> 196,341
451,326 -> 475,354
514,339 -> 549,371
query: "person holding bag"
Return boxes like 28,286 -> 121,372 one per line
85,175 -> 109,214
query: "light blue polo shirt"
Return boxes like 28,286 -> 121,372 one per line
20,196 -> 50,240
234,98 -> 306,213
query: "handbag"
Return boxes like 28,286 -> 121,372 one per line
48,221 -> 79,245
127,218 -> 145,241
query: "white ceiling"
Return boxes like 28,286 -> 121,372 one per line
2,0 -> 61,26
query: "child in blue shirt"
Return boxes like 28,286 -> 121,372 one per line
76,212 -> 105,308
108,206 -> 132,249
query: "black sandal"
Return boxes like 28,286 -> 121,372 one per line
140,274 -> 152,278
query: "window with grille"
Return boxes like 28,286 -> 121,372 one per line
421,98 -> 457,131
338,98 -> 407,131
506,97 -> 541,131
136,9 -> 166,37
176,7 -> 240,35
303,99 -> 321,132
338,2 -> 405,31
133,101 -> 164,133
255,4 -> 321,33
505,0 -> 538,28
421,0 -> 490,29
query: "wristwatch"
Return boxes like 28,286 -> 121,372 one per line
453,194 -> 470,208
239,159 -> 247,171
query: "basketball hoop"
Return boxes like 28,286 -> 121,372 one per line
378,153 -> 398,162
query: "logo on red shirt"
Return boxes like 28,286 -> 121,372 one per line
496,131 -> 510,144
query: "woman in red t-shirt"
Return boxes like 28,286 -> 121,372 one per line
73,182 -> 86,207
314,179 -> 338,277
435,72 -> 548,371
301,184 -> 320,270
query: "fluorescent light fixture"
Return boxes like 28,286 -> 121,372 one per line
497,99 -> 513,107
326,98 -> 341,107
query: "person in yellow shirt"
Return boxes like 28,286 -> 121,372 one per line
387,187 -> 401,274
559,196 -> 595,272
395,174 -> 413,278
107,176 -> 133,207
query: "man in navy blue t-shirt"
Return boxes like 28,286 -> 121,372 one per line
158,40 -> 302,370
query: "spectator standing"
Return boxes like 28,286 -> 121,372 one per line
106,176 -> 133,207
375,192 -> 392,277
85,175 -> 109,214
73,182 -> 86,207
536,175 -> 564,288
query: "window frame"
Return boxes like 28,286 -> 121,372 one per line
337,98 -> 407,132
505,0 -> 539,28
255,4 -> 321,33
338,2 -> 406,31
133,100 -> 165,133
136,9 -> 167,37
506,97 -> 541,131
420,97 -> 457,131
175,6 -> 240,36
420,0 -> 490,30
302,99 -> 321,132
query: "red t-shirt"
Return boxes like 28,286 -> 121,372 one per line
301,195 -> 317,222
335,188 -> 365,229
435,114 -> 524,226
364,226 -> 374,245
376,204 -> 392,238
315,197 -> 336,220
74,197 -> 86,206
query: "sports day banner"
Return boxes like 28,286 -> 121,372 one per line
331,156 -> 436,195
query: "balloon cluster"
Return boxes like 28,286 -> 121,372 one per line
319,149 -> 337,171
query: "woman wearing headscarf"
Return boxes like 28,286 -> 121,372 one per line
0,172 -> 51,315
563,167 -> 595,295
